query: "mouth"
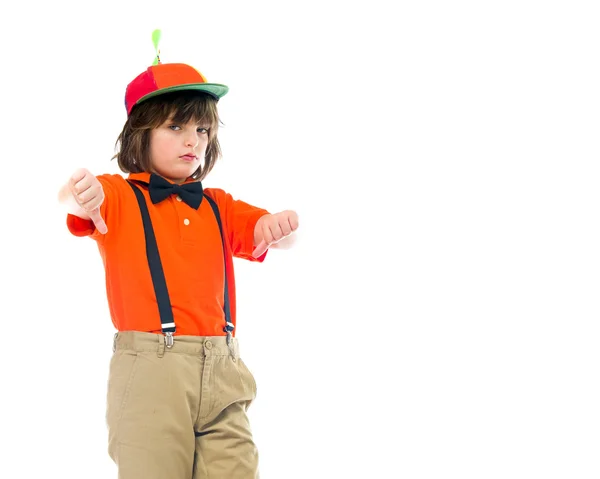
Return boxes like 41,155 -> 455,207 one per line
180,155 -> 197,162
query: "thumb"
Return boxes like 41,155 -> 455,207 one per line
251,240 -> 269,259
88,208 -> 108,235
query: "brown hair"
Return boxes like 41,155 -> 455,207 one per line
112,91 -> 223,181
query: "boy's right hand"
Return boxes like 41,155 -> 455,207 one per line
69,168 -> 108,234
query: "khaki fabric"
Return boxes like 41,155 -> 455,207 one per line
106,331 -> 259,478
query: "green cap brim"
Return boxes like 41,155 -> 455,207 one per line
136,83 -> 229,106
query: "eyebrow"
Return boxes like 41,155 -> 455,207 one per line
164,118 -> 210,127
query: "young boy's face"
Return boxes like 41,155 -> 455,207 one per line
149,116 -> 210,184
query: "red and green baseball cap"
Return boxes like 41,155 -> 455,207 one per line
124,30 -> 228,115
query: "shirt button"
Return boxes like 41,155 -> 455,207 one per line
176,196 -> 182,202
183,218 -> 190,226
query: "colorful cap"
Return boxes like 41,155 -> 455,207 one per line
124,30 -> 229,115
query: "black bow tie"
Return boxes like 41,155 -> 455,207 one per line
146,174 -> 204,209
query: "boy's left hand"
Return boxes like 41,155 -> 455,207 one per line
252,210 -> 299,258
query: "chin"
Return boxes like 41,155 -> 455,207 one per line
185,169 -> 198,180
175,166 -> 198,179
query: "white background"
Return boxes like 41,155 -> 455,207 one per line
0,1 -> 599,478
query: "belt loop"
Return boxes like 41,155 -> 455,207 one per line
157,333 -> 165,358
112,333 -> 118,353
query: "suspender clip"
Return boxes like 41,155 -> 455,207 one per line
165,332 -> 174,348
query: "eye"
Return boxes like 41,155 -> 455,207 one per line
168,125 -> 182,131
197,127 -> 209,134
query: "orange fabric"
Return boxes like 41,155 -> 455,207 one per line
152,63 -> 207,88
66,172 -> 269,336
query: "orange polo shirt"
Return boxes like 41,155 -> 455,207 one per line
66,172 -> 269,336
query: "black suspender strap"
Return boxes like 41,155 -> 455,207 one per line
126,180 -> 232,342
203,195 -> 233,334
127,181 -> 176,337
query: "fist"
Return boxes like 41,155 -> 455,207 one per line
69,168 -> 108,234
252,210 -> 299,258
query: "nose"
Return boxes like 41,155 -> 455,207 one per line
184,128 -> 199,148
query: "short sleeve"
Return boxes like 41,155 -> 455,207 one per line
205,188 -> 270,262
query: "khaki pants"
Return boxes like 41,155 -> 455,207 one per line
106,331 -> 259,478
